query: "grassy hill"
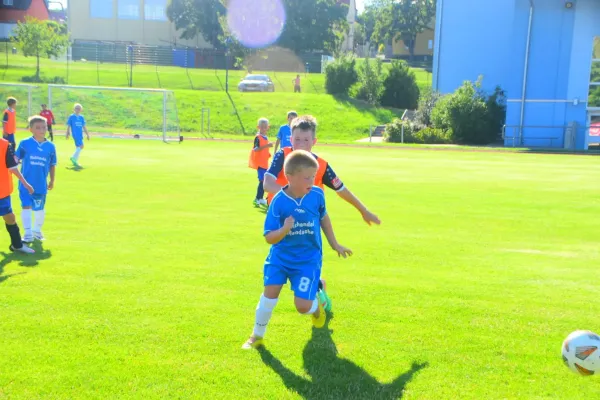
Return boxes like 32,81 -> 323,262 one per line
0,53 -> 430,141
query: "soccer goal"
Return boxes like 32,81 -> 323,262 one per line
0,82 -> 41,126
47,84 -> 181,142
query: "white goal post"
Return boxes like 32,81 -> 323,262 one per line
0,82 -> 38,121
47,84 -> 181,142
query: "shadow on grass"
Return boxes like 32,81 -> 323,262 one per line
226,91 -> 247,135
66,165 -> 85,172
0,241 -> 52,284
305,76 -> 321,94
258,313 -> 428,400
331,95 -> 404,122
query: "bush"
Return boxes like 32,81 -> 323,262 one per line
353,57 -> 384,105
431,77 -> 506,145
384,119 -> 419,143
415,87 -> 442,127
380,60 -> 420,110
325,54 -> 358,96
21,75 -> 66,84
413,127 -> 451,144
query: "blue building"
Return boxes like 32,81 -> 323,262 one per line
432,0 -> 600,150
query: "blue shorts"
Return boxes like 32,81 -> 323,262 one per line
0,195 -> 13,216
3,134 -> 15,146
264,263 -> 321,300
73,135 -> 83,147
19,187 -> 46,211
257,167 -> 266,181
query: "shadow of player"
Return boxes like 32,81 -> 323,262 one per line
0,241 -> 52,284
66,165 -> 84,172
258,313 -> 428,400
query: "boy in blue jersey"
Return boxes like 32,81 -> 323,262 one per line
65,103 -> 90,167
242,148 -> 352,350
16,116 -> 57,242
273,110 -> 297,153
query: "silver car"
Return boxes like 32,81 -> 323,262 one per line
238,74 -> 275,92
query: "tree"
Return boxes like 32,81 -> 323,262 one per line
372,0 -> 435,61
11,17 -> 69,81
166,0 -> 347,55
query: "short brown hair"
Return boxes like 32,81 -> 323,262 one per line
28,115 -> 47,128
7,97 -> 17,106
291,115 -> 317,137
287,110 -> 298,119
284,149 -> 318,175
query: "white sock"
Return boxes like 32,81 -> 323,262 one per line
302,299 -> 319,315
21,209 -> 32,237
253,294 -> 278,338
34,210 -> 45,232
73,147 -> 82,161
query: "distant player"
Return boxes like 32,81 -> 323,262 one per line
242,149 -> 352,350
0,134 -> 35,253
293,75 -> 301,93
17,116 -> 57,242
264,116 -> 382,310
273,111 -> 297,153
2,97 -> 18,150
65,103 -> 90,167
248,117 -> 273,207
40,104 -> 56,142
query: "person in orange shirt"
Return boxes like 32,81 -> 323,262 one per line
0,134 -> 35,253
2,97 -> 18,150
249,118 -> 273,207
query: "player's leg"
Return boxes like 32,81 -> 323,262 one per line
7,135 -> 15,151
19,186 -> 33,242
47,125 -> 53,142
242,265 -> 286,349
0,197 -> 34,254
32,194 -> 46,240
290,268 -> 326,328
317,278 -> 332,312
71,140 -> 83,166
255,168 -> 267,206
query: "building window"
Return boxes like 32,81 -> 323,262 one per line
3,0 -> 14,6
118,0 -> 140,20
145,0 -> 167,21
90,0 -> 113,19
588,37 -> 600,108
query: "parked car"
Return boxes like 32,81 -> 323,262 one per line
238,74 -> 275,92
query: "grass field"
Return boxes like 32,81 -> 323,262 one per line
0,54 -> 430,140
1,138 -> 599,399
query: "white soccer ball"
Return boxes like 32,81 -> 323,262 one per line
562,330 -> 600,376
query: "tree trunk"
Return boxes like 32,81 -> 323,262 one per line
408,38 -> 415,63
36,53 -> 40,81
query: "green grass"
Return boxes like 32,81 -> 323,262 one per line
0,54 -> 430,141
1,138 -> 599,398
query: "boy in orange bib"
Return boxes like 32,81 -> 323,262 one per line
249,118 -> 273,207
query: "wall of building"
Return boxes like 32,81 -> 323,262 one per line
391,24 -> 434,58
0,0 -> 49,22
69,0 -> 210,48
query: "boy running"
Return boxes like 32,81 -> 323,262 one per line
17,116 -> 57,242
65,103 -> 90,167
249,118 -> 273,207
242,149 -> 352,350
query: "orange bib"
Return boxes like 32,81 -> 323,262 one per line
0,139 -> 14,198
248,134 -> 271,170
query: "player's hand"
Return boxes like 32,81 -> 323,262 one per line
332,243 -> 353,258
48,181 -> 54,190
283,216 -> 295,230
361,210 -> 381,226
24,183 -> 34,194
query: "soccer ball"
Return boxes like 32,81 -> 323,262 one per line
562,330 -> 600,376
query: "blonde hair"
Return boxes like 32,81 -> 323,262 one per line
284,149 -> 318,175
257,117 -> 269,127
28,115 -> 47,128
291,115 -> 317,138
74,103 -> 83,110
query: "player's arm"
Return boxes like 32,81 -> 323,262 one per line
264,216 -> 294,244
65,118 -> 71,139
320,214 -> 352,258
274,127 -> 283,153
48,165 -> 55,190
2,112 -> 8,135
253,137 -> 273,151
6,146 -> 32,193
263,150 -> 285,194
83,117 -> 90,139
322,162 -> 381,226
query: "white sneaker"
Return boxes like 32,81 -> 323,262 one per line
33,231 -> 45,241
257,199 -> 268,206
22,235 -> 34,243
10,244 -> 35,254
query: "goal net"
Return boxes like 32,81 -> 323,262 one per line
47,84 -> 181,142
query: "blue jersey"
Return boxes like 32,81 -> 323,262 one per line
67,114 -> 86,137
277,125 -> 292,148
264,186 -> 327,268
16,137 -> 57,194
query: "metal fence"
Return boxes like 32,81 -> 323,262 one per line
1,40 -> 325,91
502,124 -> 598,149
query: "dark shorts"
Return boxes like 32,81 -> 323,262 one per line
0,195 -> 13,216
3,134 -> 15,145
